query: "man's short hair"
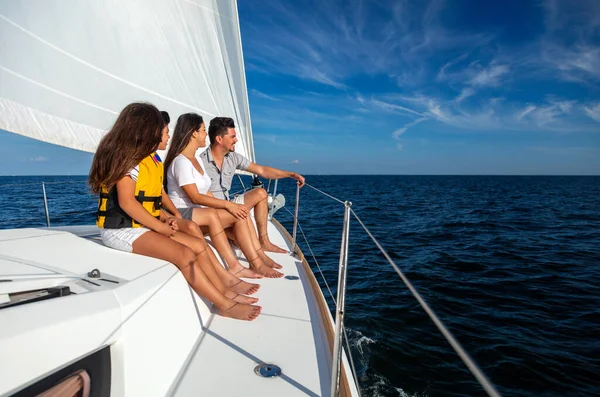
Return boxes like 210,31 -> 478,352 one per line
160,111 -> 170,125
209,117 -> 235,145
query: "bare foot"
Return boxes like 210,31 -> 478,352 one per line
229,279 -> 260,295
249,257 -> 284,278
257,248 -> 283,269
261,240 -> 288,254
260,255 -> 283,270
229,266 -> 264,279
226,291 -> 259,304
218,302 -> 261,321
252,264 -> 284,278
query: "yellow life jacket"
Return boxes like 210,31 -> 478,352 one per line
97,153 -> 163,229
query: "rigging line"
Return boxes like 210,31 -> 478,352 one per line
0,66 -> 117,115
276,201 -> 337,305
296,221 -> 337,305
304,183 -> 346,205
350,209 -> 502,397
342,325 -> 363,397
0,13 -> 211,115
181,0 -> 235,21
276,199 -> 361,393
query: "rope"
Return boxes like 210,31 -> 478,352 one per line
343,325 -> 362,397
304,183 -> 346,205
275,201 -> 361,395
350,209 -> 502,397
275,201 -> 337,305
279,185 -> 500,396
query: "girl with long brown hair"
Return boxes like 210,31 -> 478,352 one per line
164,112 -> 283,278
89,103 -> 261,321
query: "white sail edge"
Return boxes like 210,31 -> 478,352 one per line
0,0 -> 255,162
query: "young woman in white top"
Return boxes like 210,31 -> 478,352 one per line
164,113 -> 283,278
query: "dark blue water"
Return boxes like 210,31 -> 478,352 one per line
2,175 -> 599,397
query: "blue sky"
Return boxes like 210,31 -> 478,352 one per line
1,0 -> 599,175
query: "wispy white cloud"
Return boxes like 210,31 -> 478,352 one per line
242,0 -> 493,89
29,156 -> 47,162
251,89 -> 281,101
455,87 -> 476,103
584,104 -> 600,122
437,53 -> 469,81
370,99 -> 424,116
254,134 -> 278,143
517,105 -> 537,121
290,159 -> 300,164
241,0 -> 600,151
392,117 -> 427,139
469,64 -> 510,87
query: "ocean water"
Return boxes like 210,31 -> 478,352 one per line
1,175 -> 599,397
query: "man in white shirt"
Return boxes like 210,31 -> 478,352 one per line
199,117 -> 305,253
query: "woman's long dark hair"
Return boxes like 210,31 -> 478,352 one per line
89,103 -> 164,194
163,112 -> 204,191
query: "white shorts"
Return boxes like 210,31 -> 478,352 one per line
232,195 -> 245,204
101,228 -> 150,253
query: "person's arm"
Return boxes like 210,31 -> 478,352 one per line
246,163 -> 305,187
172,156 -> 248,219
181,184 -> 248,219
161,189 -> 182,219
115,176 -> 173,237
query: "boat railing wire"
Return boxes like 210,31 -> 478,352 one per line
272,181 -> 503,397
271,197 -> 362,397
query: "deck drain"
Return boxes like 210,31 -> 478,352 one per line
284,275 -> 299,280
254,364 -> 281,378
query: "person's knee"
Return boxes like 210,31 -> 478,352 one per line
183,219 -> 203,238
193,236 -> 207,252
207,208 -> 221,225
255,188 -> 267,201
178,247 -> 197,269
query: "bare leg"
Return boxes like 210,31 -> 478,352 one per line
190,208 -> 263,279
245,216 -> 282,269
242,188 -> 287,253
176,219 -> 260,295
171,230 -> 258,304
132,230 -> 260,320
205,242 -> 260,295
215,207 -> 283,278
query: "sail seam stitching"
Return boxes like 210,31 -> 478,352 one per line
0,13 -> 215,116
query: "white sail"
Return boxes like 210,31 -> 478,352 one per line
0,0 -> 255,161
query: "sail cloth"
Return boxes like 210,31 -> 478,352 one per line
0,0 -> 255,162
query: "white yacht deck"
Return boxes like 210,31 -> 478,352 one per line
0,220 -> 357,397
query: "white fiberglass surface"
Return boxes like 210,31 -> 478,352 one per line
171,222 -> 335,397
